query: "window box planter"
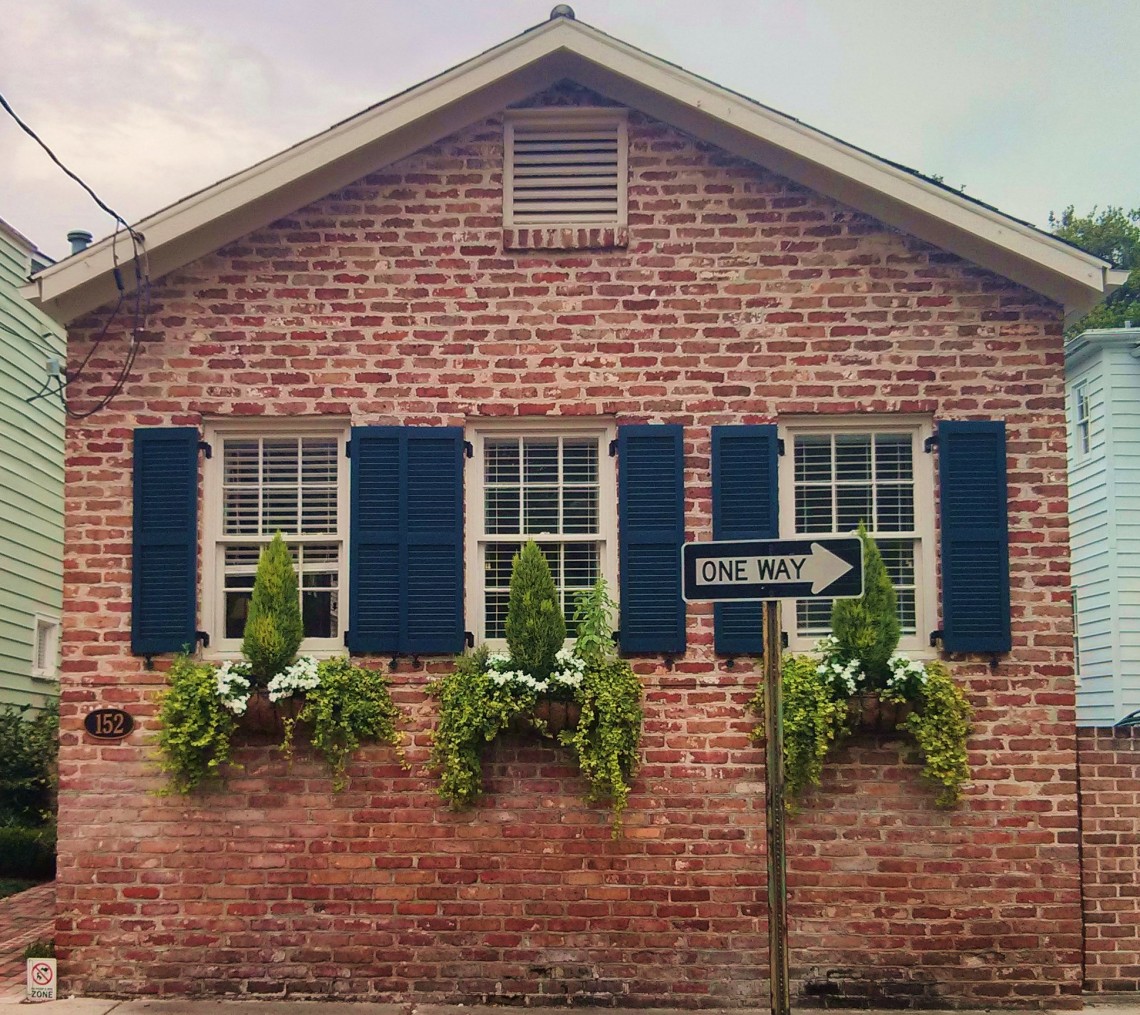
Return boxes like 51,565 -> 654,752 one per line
511,698 -> 581,735
847,692 -> 913,734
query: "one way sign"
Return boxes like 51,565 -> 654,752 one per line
681,537 -> 863,602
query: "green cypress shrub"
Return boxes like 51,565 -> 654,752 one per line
505,540 -> 566,679
242,533 -> 304,684
830,521 -> 900,687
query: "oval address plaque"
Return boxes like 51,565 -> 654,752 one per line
84,708 -> 134,741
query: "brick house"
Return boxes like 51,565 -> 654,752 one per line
25,10 -> 1124,1008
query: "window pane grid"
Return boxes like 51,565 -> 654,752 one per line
222,541 -> 340,641
480,435 -> 603,640
791,431 -> 919,639
223,436 -> 338,537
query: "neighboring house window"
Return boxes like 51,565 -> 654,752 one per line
31,615 -> 60,679
1071,587 -> 1081,684
466,422 -> 618,644
202,422 -> 349,656
503,109 -> 627,229
1073,380 -> 1091,457
778,419 -> 936,654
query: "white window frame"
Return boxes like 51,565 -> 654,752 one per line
503,108 -> 628,229
465,419 -> 619,647
31,615 -> 60,680
201,418 -> 350,660
777,416 -> 937,657
1073,380 -> 1091,458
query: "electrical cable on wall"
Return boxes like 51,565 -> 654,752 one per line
2,88 -> 151,418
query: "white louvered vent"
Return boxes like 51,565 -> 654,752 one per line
32,616 -> 59,679
504,111 -> 627,227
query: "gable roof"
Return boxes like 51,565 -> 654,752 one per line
23,11 -> 1126,326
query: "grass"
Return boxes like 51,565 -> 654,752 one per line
0,877 -> 44,900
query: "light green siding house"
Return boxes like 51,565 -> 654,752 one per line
0,218 -> 64,709
1067,325 -> 1140,726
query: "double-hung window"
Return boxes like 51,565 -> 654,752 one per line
203,421 -> 349,656
779,419 -> 936,655
466,422 -> 618,644
1072,380 -> 1092,458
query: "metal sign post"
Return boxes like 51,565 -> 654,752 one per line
763,598 -> 790,1015
680,535 -> 864,1015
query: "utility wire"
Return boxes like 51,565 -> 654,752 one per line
1,87 -> 151,417
0,90 -> 141,243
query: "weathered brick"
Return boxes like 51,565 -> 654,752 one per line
57,93 -> 1079,1007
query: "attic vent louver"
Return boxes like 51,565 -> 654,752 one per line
504,110 -> 627,229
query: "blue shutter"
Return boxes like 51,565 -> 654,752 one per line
712,425 -> 779,655
132,428 -> 199,655
403,429 -> 465,653
938,420 -> 1011,653
347,428 -> 401,653
618,424 -> 686,654
347,426 -> 464,654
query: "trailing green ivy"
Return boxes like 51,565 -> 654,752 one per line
428,576 -> 643,835
750,654 -> 849,806
901,662 -> 973,807
283,658 -> 404,791
156,655 -> 239,794
427,646 -> 535,807
749,525 -> 973,810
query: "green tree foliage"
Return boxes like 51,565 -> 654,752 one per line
0,702 -> 58,826
830,522 -> 900,687
1051,205 -> 1140,335
242,533 -> 304,685
504,540 -> 565,679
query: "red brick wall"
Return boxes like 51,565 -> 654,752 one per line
1080,727 -> 1140,992
59,92 -> 1081,1006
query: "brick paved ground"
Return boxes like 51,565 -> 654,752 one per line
0,883 -> 55,1001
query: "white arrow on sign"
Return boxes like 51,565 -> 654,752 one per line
694,541 -> 855,594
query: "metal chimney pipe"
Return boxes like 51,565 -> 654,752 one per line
67,230 -> 92,254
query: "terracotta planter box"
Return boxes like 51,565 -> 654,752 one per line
510,699 -> 582,736
239,691 -> 304,736
847,692 -> 913,734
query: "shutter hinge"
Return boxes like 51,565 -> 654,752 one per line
196,630 -> 210,648
464,441 -> 473,459
929,629 -> 943,647
781,631 -> 789,650
465,631 -> 475,648
345,441 -> 352,458
609,439 -> 618,457
777,438 -> 785,457
197,440 -> 212,459
924,435 -> 938,454
344,630 -> 350,645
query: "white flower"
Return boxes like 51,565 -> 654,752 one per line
214,661 -> 252,714
267,656 -> 321,702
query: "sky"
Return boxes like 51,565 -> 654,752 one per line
2,0 -> 1138,262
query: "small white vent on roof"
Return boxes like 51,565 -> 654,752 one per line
504,110 -> 627,228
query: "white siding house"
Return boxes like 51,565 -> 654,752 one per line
1068,326 -> 1140,726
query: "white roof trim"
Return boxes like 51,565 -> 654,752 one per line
23,15 -> 1117,325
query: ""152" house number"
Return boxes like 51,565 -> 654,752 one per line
83,709 -> 134,741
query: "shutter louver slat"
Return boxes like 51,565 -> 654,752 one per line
618,425 -> 686,655
404,429 -> 465,654
347,428 -> 401,653
938,420 -> 1011,654
132,428 -> 199,655
712,425 -> 780,656
347,427 -> 464,654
